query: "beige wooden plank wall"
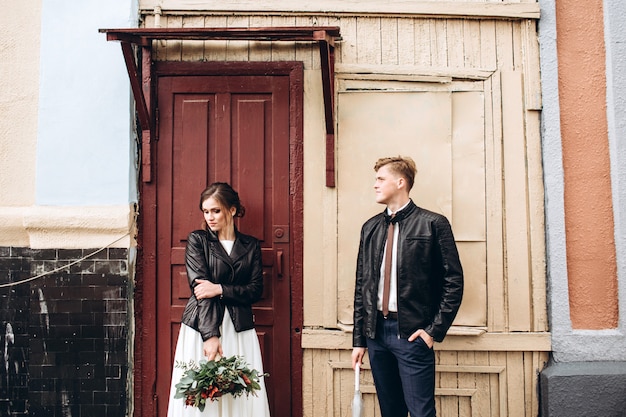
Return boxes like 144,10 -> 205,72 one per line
304,348 -> 549,417
140,1 -> 541,20
142,11 -> 546,334
141,8 -> 547,417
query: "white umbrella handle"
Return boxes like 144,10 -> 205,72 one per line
354,363 -> 360,392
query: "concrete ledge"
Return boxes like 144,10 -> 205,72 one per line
302,328 -> 551,351
540,361 -> 626,417
0,205 -> 135,249
0,207 -> 31,246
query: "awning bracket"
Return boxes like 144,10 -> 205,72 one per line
100,27 -> 341,186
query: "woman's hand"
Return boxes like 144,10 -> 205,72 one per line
203,336 -> 223,361
194,279 -> 223,300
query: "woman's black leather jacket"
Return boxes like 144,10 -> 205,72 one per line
353,200 -> 464,345
181,228 -> 263,341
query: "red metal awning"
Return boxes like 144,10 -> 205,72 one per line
100,26 -> 341,186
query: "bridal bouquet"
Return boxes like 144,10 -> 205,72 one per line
174,355 -> 267,411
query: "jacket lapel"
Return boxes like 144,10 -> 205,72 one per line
207,229 -> 252,262
229,233 -> 252,263
205,230 -> 231,265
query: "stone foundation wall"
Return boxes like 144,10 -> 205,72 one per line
540,361 -> 626,417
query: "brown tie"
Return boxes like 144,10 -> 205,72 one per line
382,214 -> 395,317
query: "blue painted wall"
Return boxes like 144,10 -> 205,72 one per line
35,0 -> 138,205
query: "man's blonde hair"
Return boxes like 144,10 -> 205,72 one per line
374,156 -> 417,191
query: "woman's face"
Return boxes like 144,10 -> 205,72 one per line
202,197 -> 236,234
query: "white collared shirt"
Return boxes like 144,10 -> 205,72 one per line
377,200 -> 410,313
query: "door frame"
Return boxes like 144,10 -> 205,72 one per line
135,61 -> 304,417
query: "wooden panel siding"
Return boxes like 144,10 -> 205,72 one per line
140,1 -> 540,20
303,348 -> 549,417
138,5 -> 546,417
144,14 -> 537,75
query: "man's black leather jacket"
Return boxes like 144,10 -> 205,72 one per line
181,229 -> 263,341
353,200 -> 464,345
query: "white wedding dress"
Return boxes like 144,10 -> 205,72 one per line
167,241 -> 271,417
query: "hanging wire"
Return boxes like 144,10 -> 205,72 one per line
0,233 -> 131,289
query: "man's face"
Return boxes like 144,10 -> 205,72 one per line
374,165 -> 402,205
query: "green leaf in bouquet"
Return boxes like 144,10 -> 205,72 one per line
174,355 -> 267,407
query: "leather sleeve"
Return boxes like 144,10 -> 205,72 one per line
424,216 -> 464,342
185,231 -> 222,340
353,226 -> 367,347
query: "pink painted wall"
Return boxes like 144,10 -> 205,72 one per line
556,0 -> 618,329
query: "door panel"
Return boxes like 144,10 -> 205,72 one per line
155,74 -> 292,417
336,90 -> 487,328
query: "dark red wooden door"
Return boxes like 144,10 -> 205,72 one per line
154,73 -> 292,417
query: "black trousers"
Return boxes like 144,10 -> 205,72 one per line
366,314 -> 436,417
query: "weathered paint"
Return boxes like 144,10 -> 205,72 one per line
0,0 -> 139,249
540,0 -> 626,362
605,0 -> 626,334
556,0 -> 618,329
0,0 -> 41,207
137,8 -> 549,416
